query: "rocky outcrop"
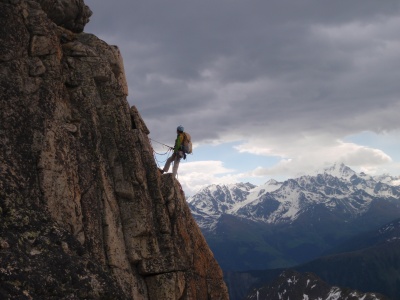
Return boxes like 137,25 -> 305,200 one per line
0,0 -> 229,299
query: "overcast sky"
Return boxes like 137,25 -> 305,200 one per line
84,0 -> 400,195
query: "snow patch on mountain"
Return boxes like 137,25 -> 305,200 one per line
245,270 -> 386,300
228,179 -> 282,213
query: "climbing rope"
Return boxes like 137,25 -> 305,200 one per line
149,138 -> 173,150
150,138 -> 173,167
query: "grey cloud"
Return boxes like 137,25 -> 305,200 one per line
84,0 -> 400,146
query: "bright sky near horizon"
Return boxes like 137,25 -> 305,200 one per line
84,0 -> 400,195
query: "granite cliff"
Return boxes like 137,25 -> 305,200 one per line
0,0 -> 229,299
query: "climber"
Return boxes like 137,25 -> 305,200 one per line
159,125 -> 186,177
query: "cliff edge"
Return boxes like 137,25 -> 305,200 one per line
0,0 -> 229,299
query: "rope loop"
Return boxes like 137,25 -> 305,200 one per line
150,138 -> 173,167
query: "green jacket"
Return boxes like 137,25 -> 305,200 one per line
174,132 -> 184,152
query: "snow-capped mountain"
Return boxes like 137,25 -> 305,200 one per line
187,180 -> 281,230
188,163 -> 400,232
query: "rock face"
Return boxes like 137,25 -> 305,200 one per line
0,0 -> 229,299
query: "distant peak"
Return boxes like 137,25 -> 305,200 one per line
323,163 -> 356,179
266,179 -> 279,185
200,182 -> 255,194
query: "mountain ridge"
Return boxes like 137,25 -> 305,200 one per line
245,270 -> 389,300
227,217 -> 400,300
188,163 -> 400,231
293,217 -> 400,299
187,163 -> 400,274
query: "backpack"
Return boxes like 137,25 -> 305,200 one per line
182,132 -> 192,154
